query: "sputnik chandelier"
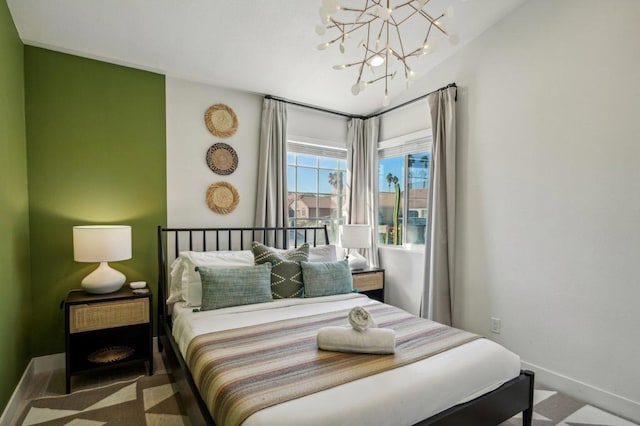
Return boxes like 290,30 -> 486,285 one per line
316,0 -> 458,106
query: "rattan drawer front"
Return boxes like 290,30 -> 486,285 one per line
69,298 -> 149,333
353,272 -> 384,292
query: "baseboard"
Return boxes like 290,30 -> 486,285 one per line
0,359 -> 34,426
522,360 -> 640,424
0,337 -> 159,425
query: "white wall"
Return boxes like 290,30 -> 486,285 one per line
166,78 -> 351,227
166,77 -> 263,227
387,0 -> 640,421
378,247 -> 424,316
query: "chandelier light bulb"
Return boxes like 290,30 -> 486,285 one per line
340,41 -> 345,53
382,93 -> 390,107
317,42 -> 330,50
333,64 -> 347,70
318,7 -> 330,24
351,83 -> 361,96
315,24 -> 326,35
322,0 -> 340,13
370,55 -> 385,67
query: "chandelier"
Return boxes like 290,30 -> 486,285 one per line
316,0 -> 457,106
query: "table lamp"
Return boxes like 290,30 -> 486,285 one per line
73,225 -> 132,294
339,224 -> 371,270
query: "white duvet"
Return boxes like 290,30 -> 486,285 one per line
172,294 -> 521,426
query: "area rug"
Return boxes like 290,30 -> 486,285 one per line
501,388 -> 638,426
16,374 -> 189,426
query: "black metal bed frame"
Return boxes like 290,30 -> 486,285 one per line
156,225 -> 534,426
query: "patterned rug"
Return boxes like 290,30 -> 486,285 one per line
15,373 -> 637,426
500,389 -> 638,426
16,374 -> 189,426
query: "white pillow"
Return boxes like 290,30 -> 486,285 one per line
309,244 -> 338,262
273,244 -> 337,262
168,250 -> 254,306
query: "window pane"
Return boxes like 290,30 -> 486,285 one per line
319,169 -> 344,194
297,154 -> 317,167
378,156 -> 405,245
319,157 -> 338,169
287,153 -> 296,165
287,166 -> 296,192
287,149 -> 345,244
406,152 -> 429,244
297,167 -> 317,193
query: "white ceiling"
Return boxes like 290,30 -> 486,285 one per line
8,0 -> 527,116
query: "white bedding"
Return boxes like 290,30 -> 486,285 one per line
171,293 -> 521,426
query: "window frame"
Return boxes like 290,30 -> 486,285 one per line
286,137 -> 348,242
377,130 -> 432,249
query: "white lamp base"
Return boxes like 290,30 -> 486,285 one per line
347,251 -> 369,270
81,262 -> 126,294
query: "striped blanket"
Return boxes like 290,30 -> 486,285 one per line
185,303 -> 481,426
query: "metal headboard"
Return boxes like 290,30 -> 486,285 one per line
156,225 -> 330,334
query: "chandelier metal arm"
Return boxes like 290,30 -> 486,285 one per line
389,13 -> 410,80
317,0 -> 456,104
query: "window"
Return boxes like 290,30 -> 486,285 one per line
287,142 -> 347,243
377,133 -> 431,246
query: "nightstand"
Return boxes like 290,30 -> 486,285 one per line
64,287 -> 153,393
351,267 -> 385,302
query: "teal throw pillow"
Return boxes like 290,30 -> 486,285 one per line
198,264 -> 273,311
252,242 -> 309,299
300,260 -> 353,298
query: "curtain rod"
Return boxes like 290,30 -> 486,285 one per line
265,82 -> 456,120
368,82 -> 457,118
264,95 -> 365,119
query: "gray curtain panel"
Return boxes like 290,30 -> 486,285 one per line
346,117 -> 380,267
255,99 -> 288,244
421,86 -> 457,325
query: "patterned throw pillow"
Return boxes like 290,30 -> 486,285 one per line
251,242 -> 309,299
300,260 -> 353,298
198,264 -> 273,311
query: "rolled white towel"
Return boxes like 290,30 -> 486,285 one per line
317,326 -> 396,354
348,306 -> 377,332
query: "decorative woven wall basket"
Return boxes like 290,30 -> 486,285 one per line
206,143 -> 238,175
206,181 -> 239,214
204,104 -> 238,138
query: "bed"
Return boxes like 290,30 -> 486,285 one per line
157,225 -> 534,426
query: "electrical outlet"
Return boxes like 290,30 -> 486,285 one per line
490,317 -> 501,334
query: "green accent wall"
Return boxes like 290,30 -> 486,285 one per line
24,47 -> 167,357
0,0 -> 31,411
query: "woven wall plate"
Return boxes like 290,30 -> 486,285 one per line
204,104 -> 238,138
206,181 -> 239,214
206,143 -> 238,175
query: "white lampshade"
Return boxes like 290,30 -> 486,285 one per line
73,225 -> 132,294
339,224 -> 371,249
